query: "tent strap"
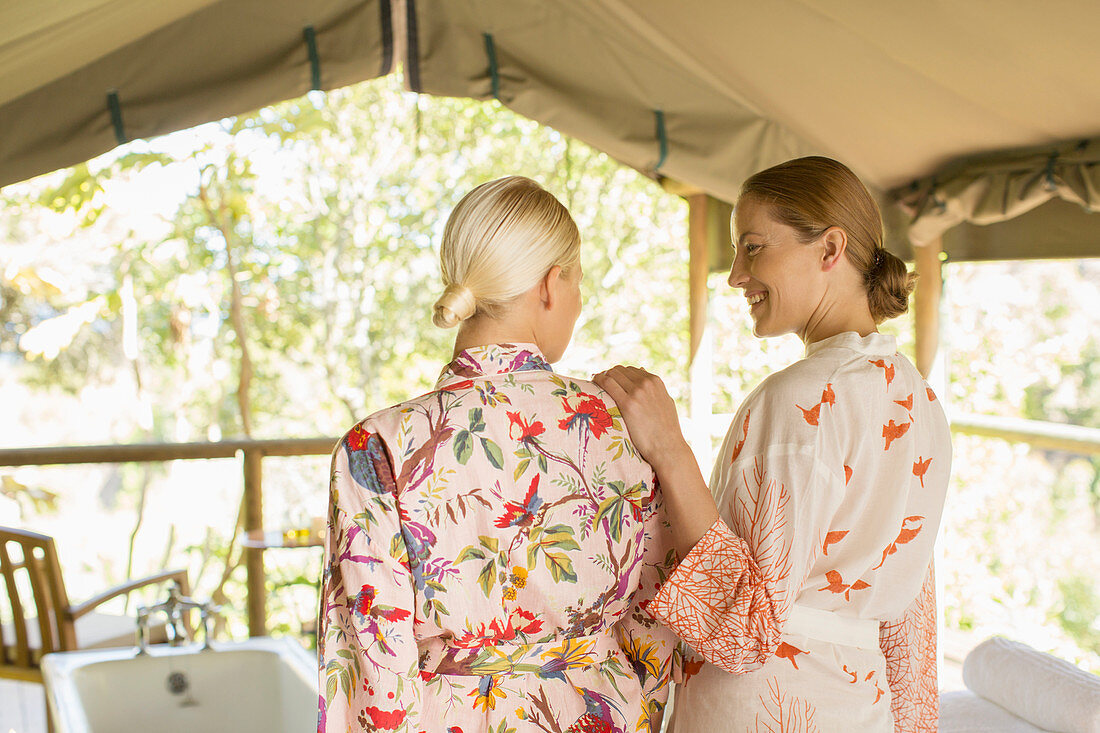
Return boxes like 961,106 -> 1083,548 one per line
379,0 -> 394,76
106,90 -> 126,145
654,109 -> 668,171
303,26 -> 321,91
482,33 -> 500,100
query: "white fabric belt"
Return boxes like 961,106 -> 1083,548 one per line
784,604 -> 880,650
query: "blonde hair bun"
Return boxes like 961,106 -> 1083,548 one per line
433,176 -> 580,328
432,283 -> 478,329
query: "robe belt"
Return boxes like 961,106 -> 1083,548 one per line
418,629 -> 622,677
783,603 -> 880,650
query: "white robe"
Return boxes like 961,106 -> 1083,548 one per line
648,331 -> 951,733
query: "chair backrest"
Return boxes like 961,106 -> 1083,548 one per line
0,526 -> 77,678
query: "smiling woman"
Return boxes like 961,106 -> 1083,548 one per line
595,156 -> 950,733
732,156 -> 916,342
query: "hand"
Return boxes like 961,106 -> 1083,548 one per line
592,365 -> 691,470
594,365 -> 717,557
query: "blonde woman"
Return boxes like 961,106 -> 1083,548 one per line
596,157 -> 951,732
319,176 -> 680,732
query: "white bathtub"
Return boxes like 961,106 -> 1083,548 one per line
41,636 -> 317,733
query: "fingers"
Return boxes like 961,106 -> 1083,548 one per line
593,366 -> 641,399
593,365 -> 670,409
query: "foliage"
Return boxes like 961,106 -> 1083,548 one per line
2,74 -> 1097,676
0,72 -> 685,638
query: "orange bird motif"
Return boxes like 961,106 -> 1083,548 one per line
822,530 -> 849,556
873,515 -> 924,569
926,386 -> 937,402
819,570 -> 871,601
894,393 -> 914,413
797,402 -> 822,426
844,465 -> 853,484
912,456 -> 932,487
869,359 -> 895,387
882,419 -> 911,450
820,383 -> 836,406
730,411 -> 750,462
775,642 -> 809,670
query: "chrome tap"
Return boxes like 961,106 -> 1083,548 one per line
136,584 -> 221,654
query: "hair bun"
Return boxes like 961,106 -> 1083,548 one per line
432,283 -> 477,328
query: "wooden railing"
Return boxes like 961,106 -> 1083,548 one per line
2,413 -> 1096,634
0,437 -> 339,637
948,413 -> 1100,456
701,412 -> 1099,456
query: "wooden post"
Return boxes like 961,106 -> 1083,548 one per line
688,194 -> 709,364
243,448 -> 266,636
687,194 -> 715,469
914,237 -> 943,379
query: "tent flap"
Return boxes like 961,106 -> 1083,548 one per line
893,137 -> 1100,259
0,0 -> 392,188
405,0 -> 822,206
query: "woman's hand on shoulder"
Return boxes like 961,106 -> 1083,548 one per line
593,365 -> 690,469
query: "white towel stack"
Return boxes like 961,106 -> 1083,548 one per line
962,636 -> 1100,733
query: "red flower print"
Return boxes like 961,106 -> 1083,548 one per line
451,608 -> 544,649
363,706 -> 406,729
346,425 -> 372,451
511,607 -> 544,636
494,474 -> 544,528
355,584 -> 376,615
558,394 -> 613,438
506,411 -> 546,441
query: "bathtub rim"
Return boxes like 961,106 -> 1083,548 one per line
41,635 -> 316,733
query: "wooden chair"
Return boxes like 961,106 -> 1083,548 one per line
0,525 -> 190,683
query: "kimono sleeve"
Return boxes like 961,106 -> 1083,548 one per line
881,561 -> 939,733
612,478 -> 683,728
647,374 -> 847,674
318,425 -> 423,733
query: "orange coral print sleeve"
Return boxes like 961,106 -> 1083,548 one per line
646,518 -> 782,674
880,561 -> 938,733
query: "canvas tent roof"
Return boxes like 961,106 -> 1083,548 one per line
2,0 -> 1099,261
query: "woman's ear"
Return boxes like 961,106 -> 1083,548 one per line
820,227 -> 847,271
540,265 -> 563,309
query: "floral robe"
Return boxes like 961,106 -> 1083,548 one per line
319,343 -> 680,733
650,332 -> 951,733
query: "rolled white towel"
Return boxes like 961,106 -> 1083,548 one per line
963,636 -> 1100,733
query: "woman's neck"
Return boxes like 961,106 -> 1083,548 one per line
452,314 -> 539,358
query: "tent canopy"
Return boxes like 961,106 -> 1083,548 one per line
3,0 -> 1099,261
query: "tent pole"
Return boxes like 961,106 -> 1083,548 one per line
688,194 -> 709,365
914,237 -> 943,379
688,194 -> 714,468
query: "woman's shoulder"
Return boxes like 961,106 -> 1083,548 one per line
749,354 -> 836,409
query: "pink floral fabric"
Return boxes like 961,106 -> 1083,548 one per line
318,343 -> 680,732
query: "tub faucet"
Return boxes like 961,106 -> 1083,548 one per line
136,584 -> 221,654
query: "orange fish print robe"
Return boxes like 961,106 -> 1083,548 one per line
318,344 -> 682,733
649,332 -> 951,733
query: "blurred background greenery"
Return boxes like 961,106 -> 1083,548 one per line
2,72 -> 1097,677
